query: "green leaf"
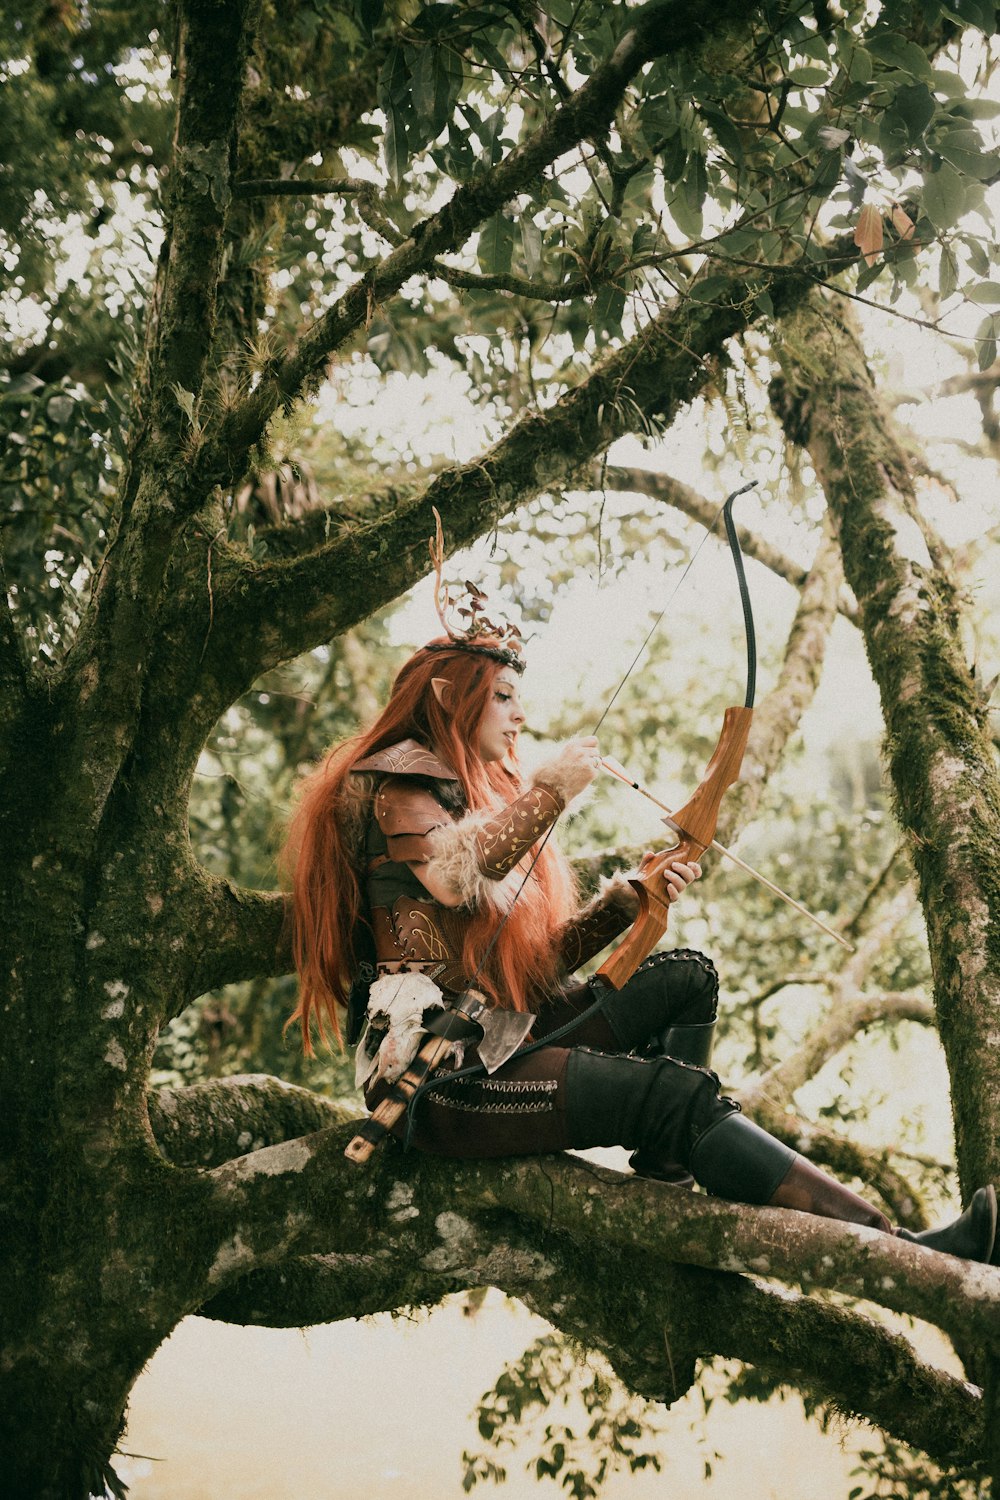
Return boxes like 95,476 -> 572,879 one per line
940,0 -> 996,31
378,45 -> 410,107
688,274 -> 731,303
787,66 -> 829,85
962,234 -> 991,277
410,2 -> 461,35
383,101 -> 408,186
865,32 -> 932,77
378,48 -> 411,185
658,133 -> 687,184
846,46 -> 873,84
755,290 -> 774,316
674,151 -> 707,236
921,161 -> 966,230
593,283 -> 626,339
411,44 -> 464,140
698,105 -> 743,163
622,165 -> 655,210
892,81 -> 935,141
935,129 -> 997,179
478,213 -> 515,275
975,313 -> 998,371
356,0 -> 384,41
967,282 -> 1000,305
856,258 -> 886,292
938,243 -> 959,299
520,217 -> 542,279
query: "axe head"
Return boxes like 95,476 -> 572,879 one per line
455,991 -> 534,1073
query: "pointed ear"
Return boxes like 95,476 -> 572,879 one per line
430,677 -> 453,710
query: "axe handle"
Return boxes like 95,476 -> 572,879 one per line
344,1031 -> 451,1165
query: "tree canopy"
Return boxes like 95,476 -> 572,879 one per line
3,1 -> 1000,1496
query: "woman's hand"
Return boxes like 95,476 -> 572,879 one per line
637,850 -> 702,905
532,736 -> 602,804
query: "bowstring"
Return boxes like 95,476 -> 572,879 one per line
593,478 -> 757,732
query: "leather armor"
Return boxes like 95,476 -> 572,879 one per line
349,739 -> 634,997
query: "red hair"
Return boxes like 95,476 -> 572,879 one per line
281,637 -> 577,1052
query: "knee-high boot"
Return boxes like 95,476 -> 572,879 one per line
689,1112 -> 999,1265
629,1021 -> 717,1188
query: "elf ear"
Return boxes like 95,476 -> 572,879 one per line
430,677 -> 453,710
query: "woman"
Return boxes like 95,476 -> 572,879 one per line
283,630 -> 997,1265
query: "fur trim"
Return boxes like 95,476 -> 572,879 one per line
355,971 -> 448,1087
531,740 -> 599,809
424,809 -> 522,911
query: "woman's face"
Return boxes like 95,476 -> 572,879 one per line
477,668 -> 526,762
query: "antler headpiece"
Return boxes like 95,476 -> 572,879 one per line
423,507 -> 526,674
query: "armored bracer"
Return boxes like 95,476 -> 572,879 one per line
557,872 -> 640,973
422,784 -> 563,911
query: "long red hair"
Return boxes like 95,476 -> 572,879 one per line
281,637 -> 577,1051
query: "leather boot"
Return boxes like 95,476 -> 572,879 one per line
767,1153 -> 891,1229
691,1115 -> 999,1266
896,1185 -> 997,1264
630,1021 -> 717,1189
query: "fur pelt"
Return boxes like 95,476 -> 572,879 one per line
336,771 -> 376,871
423,808 -> 522,911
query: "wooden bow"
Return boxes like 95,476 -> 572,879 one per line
594,486 -> 757,994
595,706 -> 753,991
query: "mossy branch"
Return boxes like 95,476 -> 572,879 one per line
741,989 -> 933,1116
196,1221 -> 985,1470
56,0 -> 260,837
178,257 -> 835,762
0,546 -> 28,709
195,0 -> 761,493
170,871 -> 288,1010
150,1073 -> 352,1168
196,1123 -> 1000,1353
775,293 -> 1000,1197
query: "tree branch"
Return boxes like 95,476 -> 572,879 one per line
774,293 -> 1000,1198
595,463 -> 858,623
234,175 -> 408,244
57,0 -> 260,836
738,886 -> 934,1223
195,0 -> 762,493
197,1227 -> 984,1469
172,247 -> 840,774
0,546 -> 28,709
194,1126 -> 1000,1354
739,887 -> 926,1112
149,1073 -> 351,1168
742,989 -> 933,1116
173,874 -> 289,1009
